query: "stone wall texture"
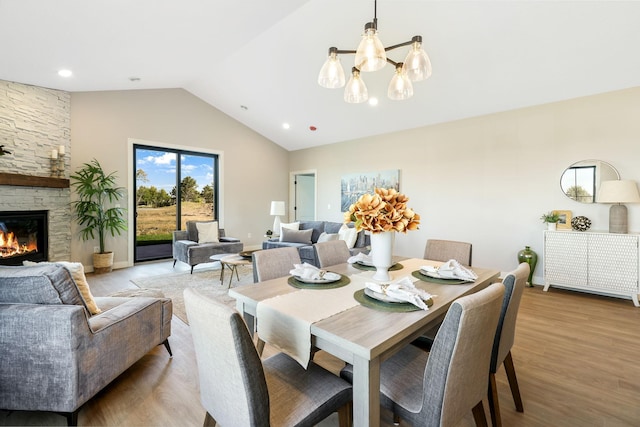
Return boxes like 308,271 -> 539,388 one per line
0,80 -> 72,261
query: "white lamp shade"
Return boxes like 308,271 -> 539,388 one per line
597,180 -> 640,203
270,201 -> 286,216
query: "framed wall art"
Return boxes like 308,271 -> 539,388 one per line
553,210 -> 572,230
341,169 -> 400,212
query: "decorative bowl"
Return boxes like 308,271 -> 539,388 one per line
571,216 -> 591,232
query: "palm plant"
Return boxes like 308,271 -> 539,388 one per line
70,159 -> 127,254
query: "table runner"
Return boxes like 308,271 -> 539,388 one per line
256,270 -> 417,368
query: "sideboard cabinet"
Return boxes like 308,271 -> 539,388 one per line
543,230 -> 639,307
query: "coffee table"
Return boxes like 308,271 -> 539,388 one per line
219,254 -> 252,287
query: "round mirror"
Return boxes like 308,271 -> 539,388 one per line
560,160 -> 619,203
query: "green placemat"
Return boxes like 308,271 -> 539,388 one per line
351,262 -> 404,272
287,274 -> 351,289
411,270 -> 471,285
353,289 -> 433,312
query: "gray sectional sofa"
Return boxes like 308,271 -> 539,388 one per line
0,264 -> 172,426
172,220 -> 243,273
262,220 -> 369,267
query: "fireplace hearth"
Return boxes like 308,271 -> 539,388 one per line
0,211 -> 48,266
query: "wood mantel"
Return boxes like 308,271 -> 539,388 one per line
0,172 -> 70,189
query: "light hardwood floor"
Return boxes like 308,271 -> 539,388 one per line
2,260 -> 640,426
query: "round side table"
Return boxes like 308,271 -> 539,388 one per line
219,254 -> 252,288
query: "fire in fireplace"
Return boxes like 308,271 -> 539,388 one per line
0,211 -> 48,265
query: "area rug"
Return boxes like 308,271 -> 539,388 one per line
130,265 -> 255,324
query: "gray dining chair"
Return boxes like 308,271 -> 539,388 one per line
184,287 -> 353,427
424,238 -> 473,266
341,282 -> 504,427
314,239 -> 351,268
252,246 -> 301,283
488,262 -> 529,427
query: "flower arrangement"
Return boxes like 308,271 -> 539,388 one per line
344,187 -> 420,233
540,211 -> 560,223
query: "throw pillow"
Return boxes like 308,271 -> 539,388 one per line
279,221 -> 300,242
338,224 -> 358,249
281,228 -> 313,244
317,232 -> 339,243
196,221 -> 219,243
23,260 -> 102,315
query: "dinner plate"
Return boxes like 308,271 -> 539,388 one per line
355,259 -> 374,267
293,271 -> 341,284
420,269 -> 459,280
364,287 -> 405,303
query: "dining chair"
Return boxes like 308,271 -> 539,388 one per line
314,239 -> 351,268
424,239 -> 473,266
488,262 -> 529,427
341,282 -> 504,427
252,246 -> 301,283
184,287 -> 353,427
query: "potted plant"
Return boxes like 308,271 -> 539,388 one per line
540,211 -> 560,230
70,159 -> 127,273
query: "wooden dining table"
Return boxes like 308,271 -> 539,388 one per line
229,257 -> 500,427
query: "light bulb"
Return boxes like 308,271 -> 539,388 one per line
354,23 -> 387,72
403,37 -> 432,82
344,67 -> 369,103
318,47 -> 346,88
388,64 -> 413,101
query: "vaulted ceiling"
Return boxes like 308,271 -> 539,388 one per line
2,1 -> 639,151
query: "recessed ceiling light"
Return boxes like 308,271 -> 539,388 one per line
58,69 -> 73,78
368,97 -> 379,106
282,123 -> 291,130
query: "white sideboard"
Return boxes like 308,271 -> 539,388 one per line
543,230 -> 640,307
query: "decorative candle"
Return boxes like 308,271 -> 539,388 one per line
51,149 -> 58,159
58,145 -> 65,155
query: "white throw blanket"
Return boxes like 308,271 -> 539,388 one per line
421,259 -> 478,281
365,276 -> 433,310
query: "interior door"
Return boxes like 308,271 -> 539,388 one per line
293,173 -> 316,221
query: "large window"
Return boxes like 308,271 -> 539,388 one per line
134,145 -> 218,261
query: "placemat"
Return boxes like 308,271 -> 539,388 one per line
287,274 -> 351,289
411,270 -> 471,285
351,262 -> 404,272
353,289 -> 432,312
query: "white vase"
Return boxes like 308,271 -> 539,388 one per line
547,222 -> 557,231
370,232 -> 395,282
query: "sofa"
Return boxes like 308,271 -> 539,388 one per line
0,263 -> 172,426
262,220 -> 369,267
172,220 -> 243,273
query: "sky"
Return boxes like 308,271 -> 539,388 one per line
135,148 -> 215,192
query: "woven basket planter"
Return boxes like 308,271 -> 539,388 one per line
93,252 -> 114,274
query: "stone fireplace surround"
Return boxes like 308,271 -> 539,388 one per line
0,174 -> 71,262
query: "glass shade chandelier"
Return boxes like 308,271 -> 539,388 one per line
317,0 -> 432,103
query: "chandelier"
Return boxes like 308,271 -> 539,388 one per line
317,0 -> 432,103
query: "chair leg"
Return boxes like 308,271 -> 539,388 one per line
203,411 -> 217,427
190,265 -> 194,274
393,412 -> 400,425
337,402 -> 352,427
504,351 -> 524,412
488,372 -> 501,427
162,339 -> 173,357
172,259 -> 177,268
471,401 -> 488,427
61,410 -> 79,426
256,338 -> 265,356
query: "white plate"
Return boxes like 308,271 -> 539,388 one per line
364,287 -> 406,303
356,259 -> 374,267
294,271 -> 341,284
420,269 -> 455,280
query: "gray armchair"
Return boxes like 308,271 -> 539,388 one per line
0,264 -> 172,426
172,220 -> 243,273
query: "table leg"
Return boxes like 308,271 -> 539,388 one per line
227,265 -> 236,288
220,262 -> 226,285
352,355 -> 380,427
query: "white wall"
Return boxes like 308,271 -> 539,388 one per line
71,88 -> 289,268
289,87 -> 640,283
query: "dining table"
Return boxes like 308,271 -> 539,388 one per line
229,257 -> 500,427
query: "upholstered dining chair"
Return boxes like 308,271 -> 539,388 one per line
488,262 -> 529,427
184,287 -> 353,427
252,246 -> 301,283
341,282 -> 504,427
314,240 -> 351,268
424,239 -> 473,266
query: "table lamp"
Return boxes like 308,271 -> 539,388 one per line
270,201 -> 286,234
597,180 -> 640,233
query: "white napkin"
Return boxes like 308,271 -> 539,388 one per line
289,263 -> 327,280
365,276 -> 433,310
348,252 -> 372,265
421,259 -> 478,281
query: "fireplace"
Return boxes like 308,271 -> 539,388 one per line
0,210 -> 48,266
